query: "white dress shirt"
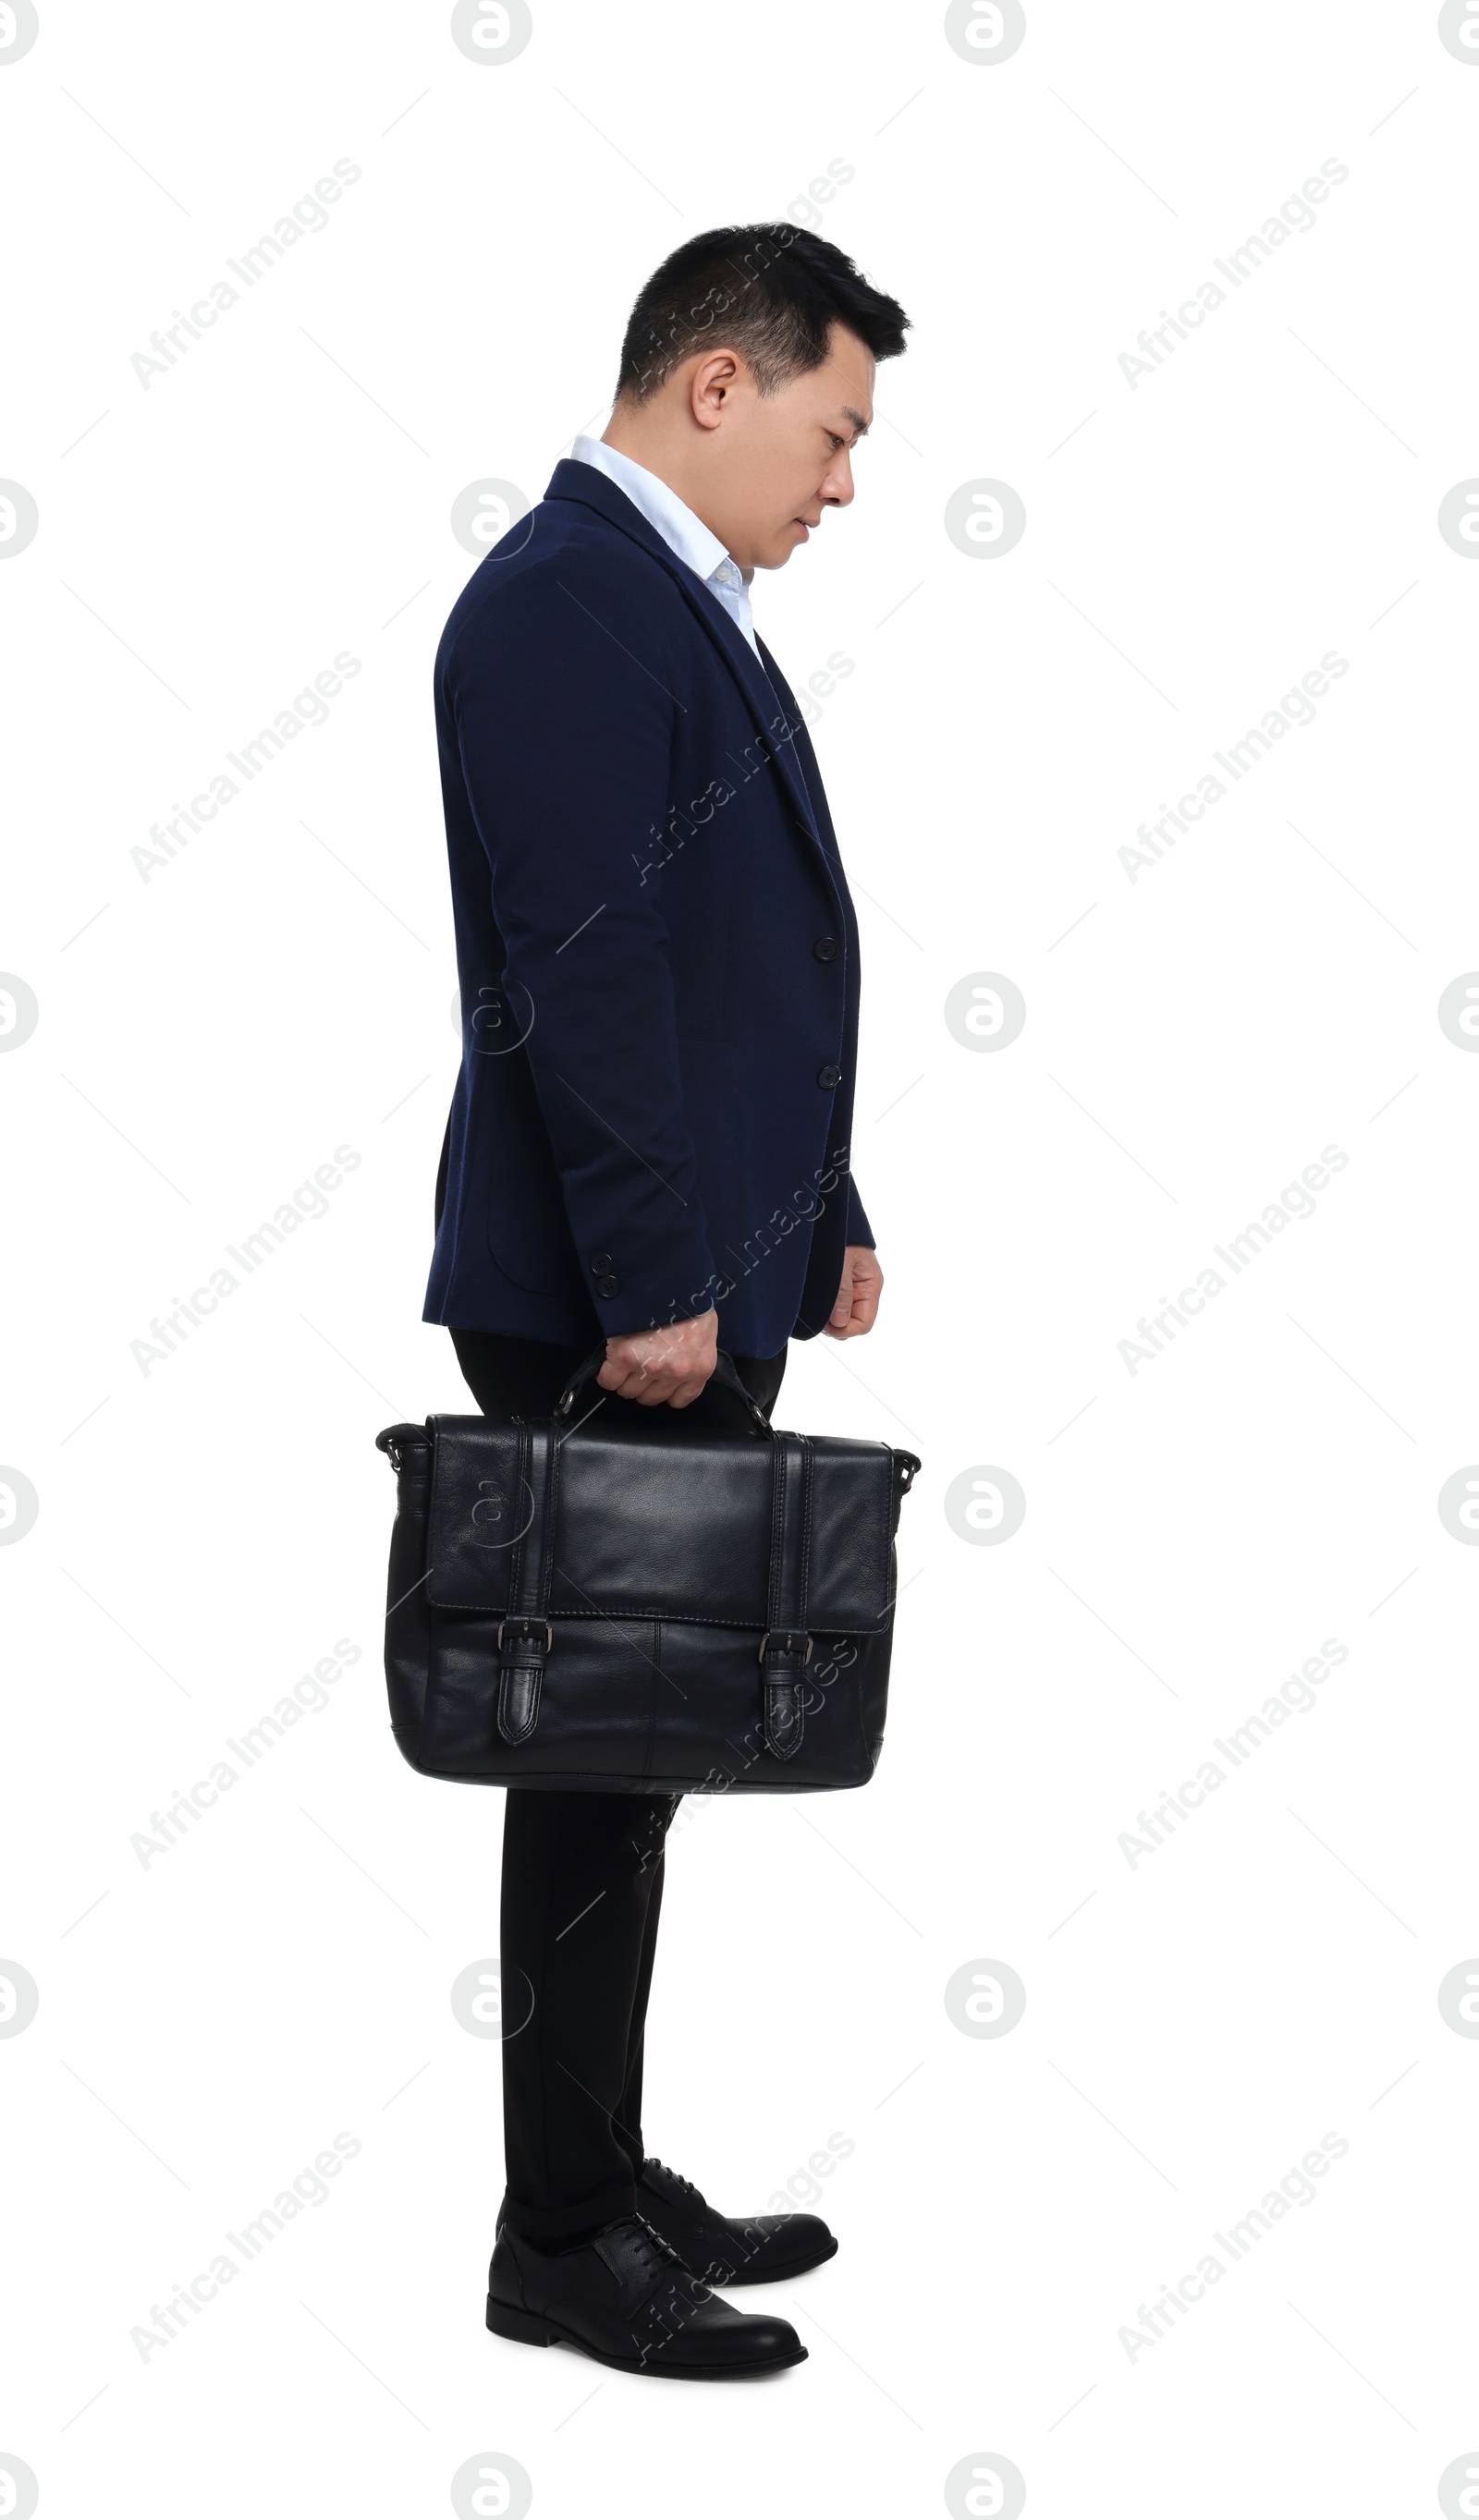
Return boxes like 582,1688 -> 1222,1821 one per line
568,432 -> 758,655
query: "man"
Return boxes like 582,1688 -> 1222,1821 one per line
423,225 -> 910,2379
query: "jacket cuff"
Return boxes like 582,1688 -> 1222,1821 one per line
572,1226 -> 725,1336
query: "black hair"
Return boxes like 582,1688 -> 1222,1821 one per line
615,224 -> 910,405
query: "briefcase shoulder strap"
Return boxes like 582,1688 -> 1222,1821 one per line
761,1432 -> 813,1763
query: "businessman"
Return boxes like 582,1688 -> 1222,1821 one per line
424,224 -> 909,2378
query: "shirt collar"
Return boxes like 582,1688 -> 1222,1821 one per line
568,433 -> 742,590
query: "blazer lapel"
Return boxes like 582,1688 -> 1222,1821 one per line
542,460 -> 829,876
754,636 -> 842,866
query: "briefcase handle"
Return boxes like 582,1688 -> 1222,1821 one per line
554,1339 -> 774,1436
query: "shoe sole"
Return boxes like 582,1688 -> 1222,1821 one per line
486,2293 -> 807,2379
709,2234 -> 839,2286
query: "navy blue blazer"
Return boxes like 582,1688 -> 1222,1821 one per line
422,457 -> 874,1359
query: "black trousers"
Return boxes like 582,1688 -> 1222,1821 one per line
450,1325 -> 788,2246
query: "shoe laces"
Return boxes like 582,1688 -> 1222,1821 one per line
647,2157 -> 703,2205
607,2212 -> 688,2285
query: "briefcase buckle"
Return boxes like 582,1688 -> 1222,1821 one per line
496,1617 -> 554,1653
757,1629 -> 812,1663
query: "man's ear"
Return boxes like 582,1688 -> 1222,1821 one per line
690,349 -> 742,429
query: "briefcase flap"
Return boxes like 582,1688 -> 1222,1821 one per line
422,1415 -> 906,1631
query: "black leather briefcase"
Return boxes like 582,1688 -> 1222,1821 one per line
374,1345 -> 921,1795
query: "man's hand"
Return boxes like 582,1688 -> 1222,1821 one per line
826,1245 -> 884,1339
599,1308 -> 720,1407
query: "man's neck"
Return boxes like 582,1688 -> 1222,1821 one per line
599,425 -> 714,537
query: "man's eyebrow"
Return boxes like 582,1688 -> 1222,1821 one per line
838,406 -> 871,440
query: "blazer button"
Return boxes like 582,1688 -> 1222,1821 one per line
813,936 -> 838,962
817,1063 -> 842,1090
591,1252 -> 612,1272
596,1274 -> 618,1299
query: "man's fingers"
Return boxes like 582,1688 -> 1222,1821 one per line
601,1361 -> 705,1405
825,1287 -> 879,1339
664,1374 -> 710,1409
825,1248 -> 883,1340
644,1369 -> 710,1407
598,1311 -> 719,1406
611,1370 -> 666,1401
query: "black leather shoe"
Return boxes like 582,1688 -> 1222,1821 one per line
636,2157 -> 839,2285
486,2215 -> 807,2379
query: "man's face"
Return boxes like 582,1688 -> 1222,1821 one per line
697,323 -> 875,574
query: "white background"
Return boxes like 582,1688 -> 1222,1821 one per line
4,2 -> 1479,2513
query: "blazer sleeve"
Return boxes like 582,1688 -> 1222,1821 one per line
844,1177 -> 874,1248
446,570 -> 719,1333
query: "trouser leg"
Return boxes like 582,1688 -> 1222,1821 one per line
496,1786 -> 678,2245
447,1324 -> 788,2245
612,1793 -> 679,2185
